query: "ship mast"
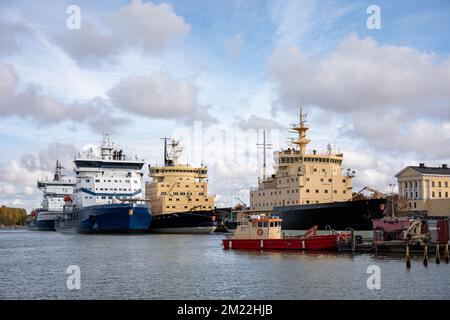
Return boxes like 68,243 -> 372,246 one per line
257,129 -> 272,181
161,138 -> 182,166
53,160 -> 64,181
291,108 -> 310,155
161,137 -> 170,166
100,133 -> 114,160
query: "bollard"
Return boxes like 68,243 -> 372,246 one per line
436,244 -> 441,264
406,245 -> 411,269
445,244 -> 449,264
423,245 -> 428,266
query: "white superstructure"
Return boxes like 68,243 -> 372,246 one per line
73,134 -> 146,207
37,161 -> 75,212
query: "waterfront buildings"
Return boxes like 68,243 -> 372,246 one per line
396,163 -> 450,217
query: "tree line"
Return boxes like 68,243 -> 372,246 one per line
0,205 -> 27,226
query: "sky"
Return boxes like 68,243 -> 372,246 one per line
1,0 -> 450,212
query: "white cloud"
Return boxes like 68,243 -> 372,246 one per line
269,34 -> 450,161
0,62 -> 130,133
20,142 -> 79,173
270,34 -> 450,116
235,114 -> 283,130
109,72 -> 216,123
0,160 -> 49,189
0,184 -> 16,195
55,21 -> 119,67
108,0 -> 190,51
57,0 -> 190,66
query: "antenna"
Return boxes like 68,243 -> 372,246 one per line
161,137 -> 170,166
54,160 -> 64,181
290,108 -> 310,155
257,129 -> 273,181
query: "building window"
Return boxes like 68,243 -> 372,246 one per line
432,191 -> 435,198
325,190 -> 328,193
438,181 -> 442,187
342,179 -> 346,183
446,192 -> 449,198
439,192 -> 442,198
446,182 -> 449,187
315,190 -> 319,193
415,192 -> 418,198
432,181 -> 435,187
414,202 -> 417,208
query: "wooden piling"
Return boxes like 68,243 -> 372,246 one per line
436,244 -> 440,264
406,245 -> 411,269
423,245 -> 428,266
445,244 -> 449,264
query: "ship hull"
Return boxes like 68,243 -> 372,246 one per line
26,219 -> 55,231
223,235 -> 339,251
26,210 -> 58,231
55,203 -> 152,234
149,210 -> 217,234
272,199 -> 387,231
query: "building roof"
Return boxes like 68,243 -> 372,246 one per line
408,166 -> 450,175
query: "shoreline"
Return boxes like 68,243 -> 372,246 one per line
0,225 -> 27,230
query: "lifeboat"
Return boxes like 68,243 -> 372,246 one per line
222,214 -> 350,251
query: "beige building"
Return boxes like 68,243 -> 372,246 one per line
145,140 -> 214,215
250,110 -> 354,210
395,163 -> 450,217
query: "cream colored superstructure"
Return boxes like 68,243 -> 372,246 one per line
145,140 -> 214,215
232,216 -> 283,240
396,164 -> 450,217
250,110 -> 353,210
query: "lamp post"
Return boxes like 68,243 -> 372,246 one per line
389,183 -> 396,218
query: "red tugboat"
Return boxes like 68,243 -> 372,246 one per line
222,214 -> 350,250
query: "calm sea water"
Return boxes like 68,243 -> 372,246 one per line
0,229 -> 449,299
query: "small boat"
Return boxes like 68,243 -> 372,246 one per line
222,214 -> 350,251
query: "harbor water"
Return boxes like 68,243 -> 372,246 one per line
1,229 -> 449,299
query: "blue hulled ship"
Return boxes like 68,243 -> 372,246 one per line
26,161 -> 75,231
55,134 -> 152,234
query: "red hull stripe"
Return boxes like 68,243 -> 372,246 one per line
223,235 -> 338,250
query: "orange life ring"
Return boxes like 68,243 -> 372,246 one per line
257,228 -> 263,236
